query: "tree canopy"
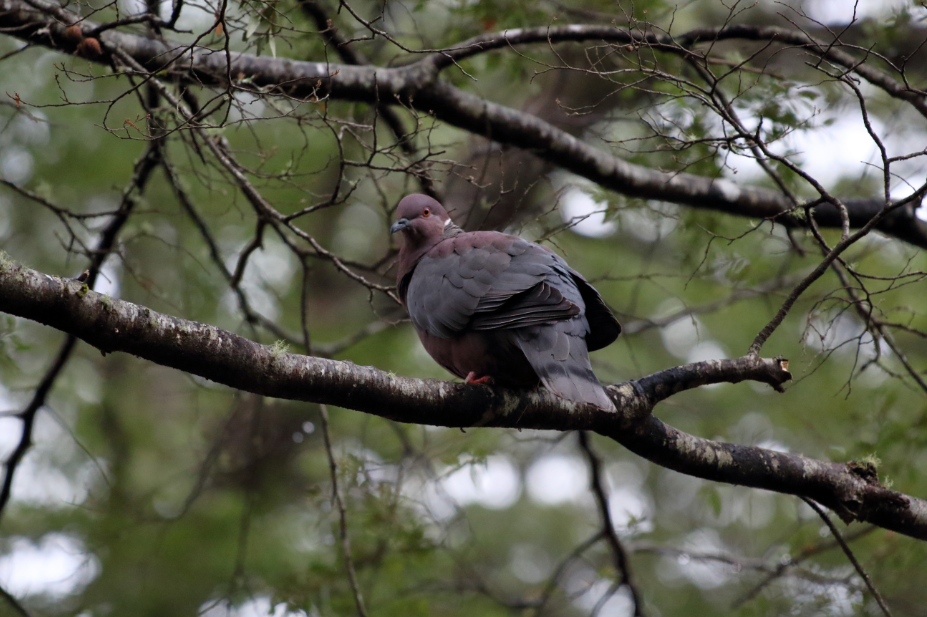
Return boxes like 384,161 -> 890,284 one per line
1,0 -> 927,615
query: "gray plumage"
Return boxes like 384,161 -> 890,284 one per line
392,194 -> 620,411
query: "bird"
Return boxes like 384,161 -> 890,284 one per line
390,194 -> 621,411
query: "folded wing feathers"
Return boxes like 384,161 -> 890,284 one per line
470,283 -> 580,330
404,231 -> 617,410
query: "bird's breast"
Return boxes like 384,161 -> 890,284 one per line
416,328 -> 540,388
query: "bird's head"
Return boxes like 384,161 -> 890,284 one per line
390,194 -> 452,249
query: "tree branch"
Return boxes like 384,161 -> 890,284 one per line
297,0 -> 439,199
2,0 -> 926,247
0,583 -> 30,617
0,140 -> 161,524
579,431 -> 644,617
2,259 -> 925,541
319,403 -> 369,617
802,498 -> 892,617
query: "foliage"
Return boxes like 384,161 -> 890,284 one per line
1,0 -> 927,616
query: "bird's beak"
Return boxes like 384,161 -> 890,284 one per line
390,218 -> 409,234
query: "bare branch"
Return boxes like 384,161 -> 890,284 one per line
0,141 -> 161,523
3,260 -> 927,541
3,0 -> 926,247
578,431 -> 645,617
802,498 -> 892,617
0,583 -> 30,617
320,403 -> 369,617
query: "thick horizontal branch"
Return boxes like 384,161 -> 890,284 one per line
1,258 -> 924,540
2,0 -> 926,247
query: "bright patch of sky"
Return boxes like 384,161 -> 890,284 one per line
200,596 -> 308,617
667,529 -> 736,589
0,410 -> 92,508
0,147 -> 34,185
221,233 -> 297,321
228,91 -> 267,124
559,188 -> 617,238
119,0 -> 216,31
724,103 -> 927,205
602,454 -> 653,534
0,534 -> 100,598
525,455 -> 587,505
0,112 -> 49,185
441,455 -> 521,509
608,487 -> 653,532
574,581 -> 635,617
805,0 -> 915,23
722,77 -> 927,223
93,259 -> 122,298
655,299 -> 707,358
801,310 -> 874,358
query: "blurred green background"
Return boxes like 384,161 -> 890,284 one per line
2,0 -> 927,615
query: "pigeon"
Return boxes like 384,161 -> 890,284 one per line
390,194 -> 621,411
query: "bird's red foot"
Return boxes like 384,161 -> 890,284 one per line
464,372 -> 494,385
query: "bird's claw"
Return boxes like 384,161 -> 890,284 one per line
464,372 -> 493,385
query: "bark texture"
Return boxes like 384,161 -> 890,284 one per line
2,0 -> 926,247
1,258 -> 923,540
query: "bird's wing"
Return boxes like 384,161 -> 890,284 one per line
566,267 -> 622,351
405,232 -> 581,339
405,230 -> 617,410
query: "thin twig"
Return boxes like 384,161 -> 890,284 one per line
578,431 -> 645,617
802,498 -> 892,617
0,141 -> 161,524
298,0 -> 438,199
534,532 -> 604,615
319,403 -> 369,617
733,525 -> 877,607
0,583 -> 30,617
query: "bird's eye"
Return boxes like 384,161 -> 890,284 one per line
423,208 -> 431,217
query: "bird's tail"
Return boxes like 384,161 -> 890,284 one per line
514,327 -> 615,412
